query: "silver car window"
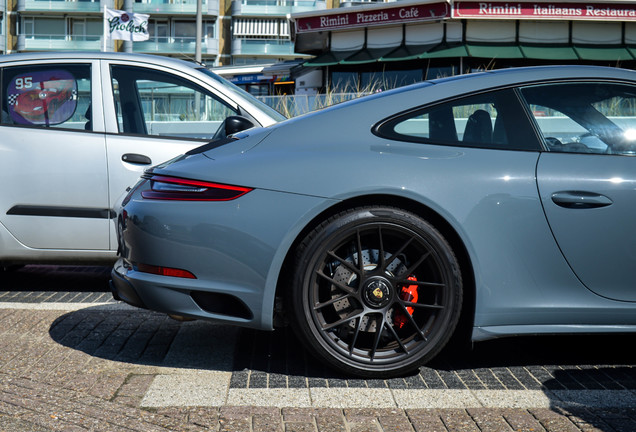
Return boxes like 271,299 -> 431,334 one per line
110,65 -> 239,140
1,64 -> 91,131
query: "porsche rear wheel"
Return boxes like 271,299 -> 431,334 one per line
289,207 -> 462,378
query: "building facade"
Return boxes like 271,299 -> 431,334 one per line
0,0 -> 326,66
290,0 -> 636,92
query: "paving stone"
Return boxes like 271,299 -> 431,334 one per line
3,272 -> 636,432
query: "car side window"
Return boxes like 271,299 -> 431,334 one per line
376,89 -> 539,151
1,64 -> 92,131
519,82 -> 636,155
110,65 -> 238,140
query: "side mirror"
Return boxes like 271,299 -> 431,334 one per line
212,115 -> 255,140
224,115 -> 255,136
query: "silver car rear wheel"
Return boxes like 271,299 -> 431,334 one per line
289,206 -> 463,378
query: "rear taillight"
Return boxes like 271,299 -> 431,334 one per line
141,175 -> 252,201
136,263 -> 196,279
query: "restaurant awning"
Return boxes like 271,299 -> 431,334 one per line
303,42 -> 636,66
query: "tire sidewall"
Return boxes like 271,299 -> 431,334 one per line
289,206 -> 463,377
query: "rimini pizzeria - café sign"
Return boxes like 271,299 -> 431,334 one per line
453,2 -> 636,20
293,1 -> 636,34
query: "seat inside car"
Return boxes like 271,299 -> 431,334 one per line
463,109 -> 492,144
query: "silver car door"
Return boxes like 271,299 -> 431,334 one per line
521,82 -> 636,302
101,61 -> 244,249
0,60 -> 109,251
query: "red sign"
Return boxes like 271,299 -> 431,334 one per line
453,2 -> 636,20
295,2 -> 450,33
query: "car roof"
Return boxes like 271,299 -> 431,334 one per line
0,52 -> 203,71
428,65 -> 636,87
322,65 -> 636,114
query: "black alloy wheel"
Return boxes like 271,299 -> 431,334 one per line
289,206 -> 463,378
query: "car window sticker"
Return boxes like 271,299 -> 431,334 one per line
7,69 -> 78,126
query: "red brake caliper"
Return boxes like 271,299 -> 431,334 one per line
394,275 -> 418,329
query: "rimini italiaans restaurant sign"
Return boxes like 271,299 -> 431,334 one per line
453,2 -> 636,20
294,2 -> 449,33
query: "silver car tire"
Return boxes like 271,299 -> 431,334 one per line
289,206 -> 463,378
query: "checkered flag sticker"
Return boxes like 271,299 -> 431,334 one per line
7,89 -> 77,106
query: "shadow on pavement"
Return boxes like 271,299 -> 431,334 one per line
49,304 -> 636,384
1,265 -> 111,292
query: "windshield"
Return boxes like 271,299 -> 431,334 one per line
198,68 -> 287,122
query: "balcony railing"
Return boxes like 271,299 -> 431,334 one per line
231,38 -> 300,56
133,0 -> 219,16
232,0 -> 325,16
133,36 -> 218,55
18,0 -> 114,12
17,34 -> 113,51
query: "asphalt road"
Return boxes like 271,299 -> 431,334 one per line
1,265 -> 635,431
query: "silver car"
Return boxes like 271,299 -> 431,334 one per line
112,65 -> 636,378
0,52 -> 283,267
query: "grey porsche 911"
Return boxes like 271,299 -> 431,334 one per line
112,65 -> 636,377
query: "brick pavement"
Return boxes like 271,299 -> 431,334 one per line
1,306 -> 636,431
1,265 -> 636,431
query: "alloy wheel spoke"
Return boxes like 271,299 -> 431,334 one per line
327,251 -> 361,277
316,269 -> 358,296
348,317 -> 363,356
399,279 -> 446,289
355,229 -> 365,273
321,310 -> 365,331
403,300 -> 444,310
402,251 -> 431,276
395,301 -> 429,340
369,314 -> 386,360
382,236 -> 415,273
385,319 -> 409,354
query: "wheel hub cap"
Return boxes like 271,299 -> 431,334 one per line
363,277 -> 392,308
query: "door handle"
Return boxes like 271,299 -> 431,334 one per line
551,191 -> 613,209
122,153 -> 152,165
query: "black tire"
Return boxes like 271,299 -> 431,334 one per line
288,206 -> 462,378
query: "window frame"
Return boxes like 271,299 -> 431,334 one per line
372,87 -> 541,152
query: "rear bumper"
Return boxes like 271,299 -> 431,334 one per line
110,264 -> 147,309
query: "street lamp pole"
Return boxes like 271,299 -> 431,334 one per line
196,0 -> 202,63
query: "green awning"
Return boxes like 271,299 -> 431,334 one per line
340,47 -> 397,65
380,43 -> 439,62
574,45 -> 634,61
520,44 -> 579,60
303,43 -> 636,67
303,50 -> 359,67
466,44 -> 524,59
420,44 -> 469,58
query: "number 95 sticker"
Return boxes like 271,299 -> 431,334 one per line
7,70 -> 77,126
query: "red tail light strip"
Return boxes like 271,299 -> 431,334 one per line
141,175 -> 253,201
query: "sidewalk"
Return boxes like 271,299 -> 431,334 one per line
1,303 -> 635,431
